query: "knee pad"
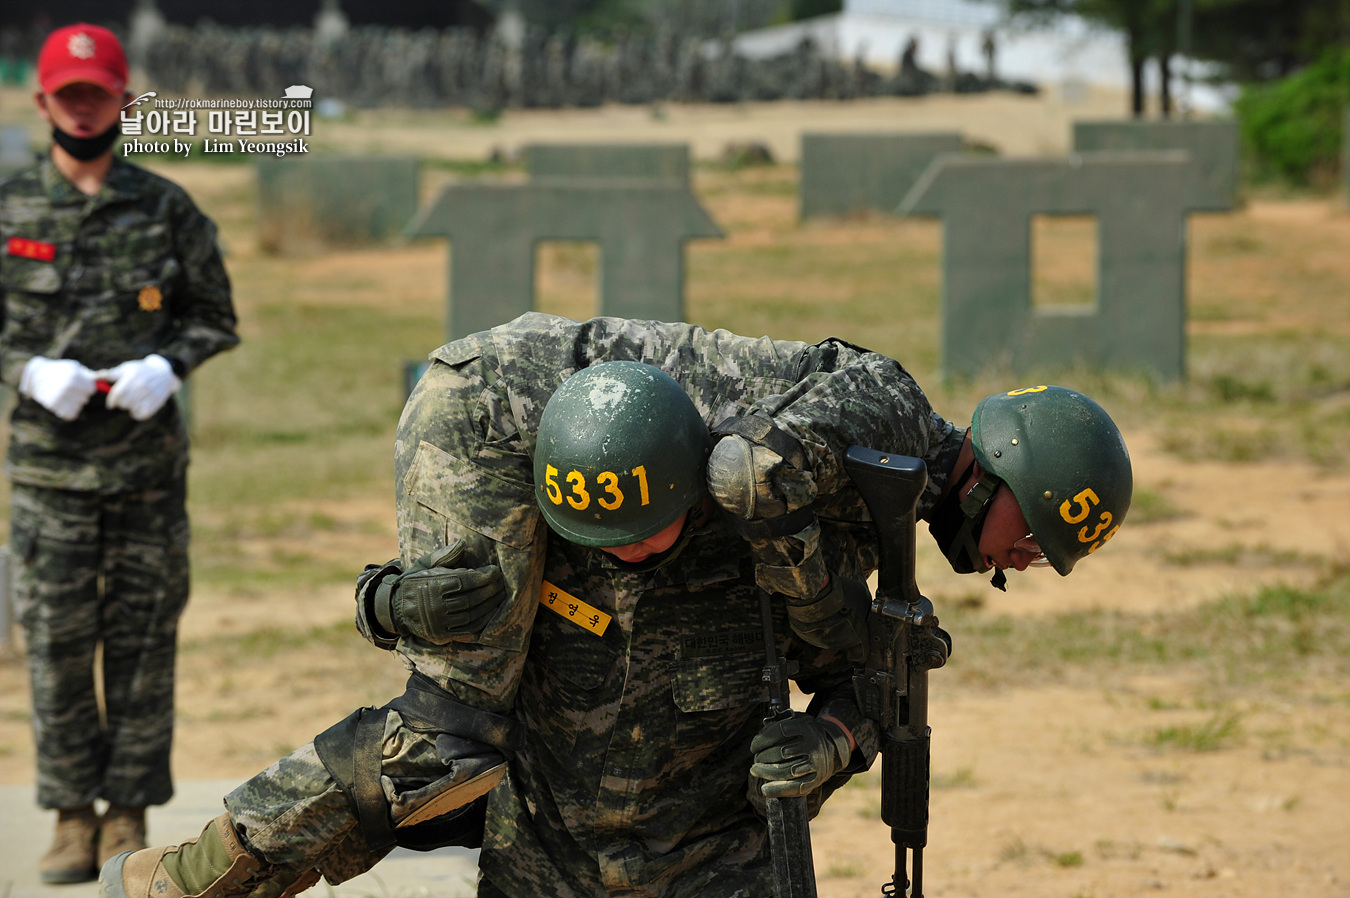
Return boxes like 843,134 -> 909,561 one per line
313,674 -> 523,852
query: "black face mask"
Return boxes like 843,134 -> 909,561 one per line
929,463 -> 1008,590
52,123 -> 120,161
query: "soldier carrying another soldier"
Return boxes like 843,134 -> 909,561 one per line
100,312 -> 1127,898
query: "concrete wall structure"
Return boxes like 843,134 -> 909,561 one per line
255,155 -> 420,252
525,144 -> 691,186
1073,120 -> 1239,207
407,182 -> 722,340
900,151 -> 1231,381
800,131 -> 964,218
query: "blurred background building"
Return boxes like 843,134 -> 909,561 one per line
735,1 -> 1118,99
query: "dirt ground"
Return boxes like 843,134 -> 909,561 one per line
2,431 -> 1345,897
309,86 -> 1132,163
1,92 -> 1348,897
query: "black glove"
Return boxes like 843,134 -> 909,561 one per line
357,541 -> 505,646
707,427 -> 831,601
355,560 -> 400,649
750,712 -> 852,799
706,433 -> 816,521
786,575 -> 871,664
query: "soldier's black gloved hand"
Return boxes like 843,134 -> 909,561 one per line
707,427 -> 831,602
751,712 -> 853,799
786,575 -> 871,664
356,541 -> 505,646
706,434 -> 817,521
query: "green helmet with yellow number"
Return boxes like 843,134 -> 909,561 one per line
971,385 -> 1132,576
534,361 -> 711,548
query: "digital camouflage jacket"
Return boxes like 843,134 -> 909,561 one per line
390,313 -> 965,895
0,156 -> 239,492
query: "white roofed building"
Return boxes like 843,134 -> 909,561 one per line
733,0 -> 1230,112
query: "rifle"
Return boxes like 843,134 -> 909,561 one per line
843,446 -> 950,898
759,587 -> 817,898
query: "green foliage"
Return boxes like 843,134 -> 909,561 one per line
997,836 -> 1029,863
1162,542 -> 1312,568
787,0 -> 843,20
932,765 -> 978,789
1126,487 -> 1185,524
1191,0 -> 1350,81
944,567 -> 1350,687
1235,47 -> 1350,187
823,857 -> 865,878
469,105 -> 503,125
1145,711 -> 1243,751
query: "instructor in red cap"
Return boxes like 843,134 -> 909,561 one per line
1,24 -> 239,884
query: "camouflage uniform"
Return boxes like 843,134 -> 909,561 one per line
225,313 -> 964,896
0,155 -> 239,810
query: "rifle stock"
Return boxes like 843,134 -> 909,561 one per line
843,446 -> 949,898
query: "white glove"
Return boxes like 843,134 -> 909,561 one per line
19,356 -> 99,421
99,354 -> 182,421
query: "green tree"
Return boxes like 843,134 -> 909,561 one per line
1234,46 -> 1350,185
1189,0 -> 1350,81
1013,0 -> 1180,116
1012,0 -> 1350,115
788,0 -> 844,19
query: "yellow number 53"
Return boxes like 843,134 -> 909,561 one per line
1058,487 -> 1119,553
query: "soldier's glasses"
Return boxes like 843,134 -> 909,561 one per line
1014,534 -> 1052,567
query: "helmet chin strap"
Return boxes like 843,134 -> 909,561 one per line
948,469 -> 1008,592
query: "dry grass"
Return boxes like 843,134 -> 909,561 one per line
1,101 -> 1348,898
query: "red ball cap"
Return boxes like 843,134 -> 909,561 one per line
38,24 -> 128,94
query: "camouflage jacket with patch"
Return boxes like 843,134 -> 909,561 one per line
485,511 -> 868,896
0,156 -> 239,492
392,313 -> 966,894
393,312 -> 964,702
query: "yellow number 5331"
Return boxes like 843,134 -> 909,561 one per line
544,464 -> 651,512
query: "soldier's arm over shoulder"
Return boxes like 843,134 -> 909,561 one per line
748,343 -> 953,500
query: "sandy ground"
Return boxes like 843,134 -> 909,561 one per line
0,91 -> 1346,897
309,87 -> 1133,164
2,434 -> 1346,897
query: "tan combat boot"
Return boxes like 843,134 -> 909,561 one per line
99,805 -> 148,867
39,805 -> 100,884
98,813 -> 309,898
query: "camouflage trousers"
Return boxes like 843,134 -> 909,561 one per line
223,711 -> 456,885
10,476 -> 189,810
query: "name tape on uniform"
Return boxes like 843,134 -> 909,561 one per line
539,581 -> 611,637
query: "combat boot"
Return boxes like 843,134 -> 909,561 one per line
99,805 -> 148,867
98,813 -> 314,898
39,805 -> 100,883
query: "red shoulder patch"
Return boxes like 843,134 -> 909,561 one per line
6,237 -> 57,262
